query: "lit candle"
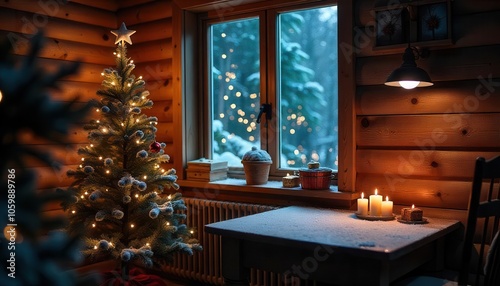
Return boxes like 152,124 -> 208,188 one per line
282,173 -> 300,188
381,196 -> 393,217
369,189 -> 382,216
357,192 -> 369,216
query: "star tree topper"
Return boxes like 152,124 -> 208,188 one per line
111,22 -> 136,45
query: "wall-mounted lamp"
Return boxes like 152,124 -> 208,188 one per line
384,5 -> 433,89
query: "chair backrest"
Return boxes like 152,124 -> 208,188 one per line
459,156 -> 500,286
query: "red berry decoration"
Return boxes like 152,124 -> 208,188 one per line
149,141 -> 161,153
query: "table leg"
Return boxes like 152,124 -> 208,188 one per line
221,236 -> 249,285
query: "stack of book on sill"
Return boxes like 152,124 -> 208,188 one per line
186,158 -> 228,182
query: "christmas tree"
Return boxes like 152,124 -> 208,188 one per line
62,23 -> 201,278
0,32 -> 98,286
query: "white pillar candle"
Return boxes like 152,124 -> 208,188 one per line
381,196 -> 393,217
369,189 -> 382,216
357,192 -> 368,216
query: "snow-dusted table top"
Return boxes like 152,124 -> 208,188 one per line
205,206 -> 460,260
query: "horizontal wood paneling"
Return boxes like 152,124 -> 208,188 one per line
0,0 -> 117,28
0,9 -> 114,48
357,113 -> 500,149
68,0 -> 119,12
357,45 -> 500,86
357,79 -> 500,115
357,150 -> 499,180
128,39 -> 172,62
117,0 -> 173,26
126,19 -> 173,44
357,174 -> 471,210
355,0 -> 500,221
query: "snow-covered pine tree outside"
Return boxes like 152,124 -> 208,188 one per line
62,23 -> 201,278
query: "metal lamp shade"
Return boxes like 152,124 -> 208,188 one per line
385,47 -> 433,88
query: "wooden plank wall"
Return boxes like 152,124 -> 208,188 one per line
354,0 -> 500,222
0,0 -> 176,203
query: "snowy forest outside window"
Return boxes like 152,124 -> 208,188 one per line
207,3 -> 338,176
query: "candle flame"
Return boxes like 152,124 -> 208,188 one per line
361,192 -> 364,199
375,189 -> 378,196
412,204 -> 415,209
286,173 -> 290,176
385,196 -> 389,201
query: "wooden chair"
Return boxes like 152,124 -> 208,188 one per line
394,156 -> 500,286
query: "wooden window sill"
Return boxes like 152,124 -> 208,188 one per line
177,178 -> 359,209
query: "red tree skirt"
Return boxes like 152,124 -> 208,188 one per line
100,268 -> 168,286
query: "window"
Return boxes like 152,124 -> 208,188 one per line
205,1 -> 339,178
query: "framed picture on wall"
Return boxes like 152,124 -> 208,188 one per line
417,1 -> 450,41
375,8 -> 405,46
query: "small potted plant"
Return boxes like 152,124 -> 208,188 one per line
241,147 -> 272,185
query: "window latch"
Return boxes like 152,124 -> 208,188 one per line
256,103 -> 272,124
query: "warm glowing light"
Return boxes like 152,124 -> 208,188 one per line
143,175 -> 147,179
71,210 -> 76,214
190,230 -> 194,234
375,189 -> 378,196
92,223 -> 96,228
135,194 -> 139,198
166,222 -> 170,226
96,108 -> 100,112
101,128 -> 108,133
136,119 -> 139,123
168,195 -> 172,200
385,196 -> 389,201
121,123 -> 124,126
90,144 -> 94,147
146,243 -> 150,246
106,170 -> 110,174
130,224 -> 135,228
127,83 -> 131,87
96,120 -> 100,123
80,195 -> 84,199
81,158 -> 85,161
84,191 -> 89,195
221,32 -> 226,37
136,140 -> 140,144
139,76 -> 143,79
361,192 -> 364,199
117,53 -> 121,58
94,245 -> 98,249
412,204 -> 415,209
221,54 -> 227,59
399,81 -> 420,89
98,156 -> 103,160
101,72 -> 104,76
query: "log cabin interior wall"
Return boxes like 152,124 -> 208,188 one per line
2,0 -> 500,252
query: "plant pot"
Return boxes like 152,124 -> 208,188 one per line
241,160 -> 272,185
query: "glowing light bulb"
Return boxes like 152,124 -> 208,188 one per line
143,175 -> 147,180
139,76 -> 143,79
146,243 -> 150,246
98,156 -> 103,160
136,140 -> 140,144
94,245 -> 98,249
81,158 -> 85,161
96,120 -> 100,123
92,223 -> 96,228
102,128 -> 107,133
80,195 -> 84,199
117,53 -> 121,58
90,144 -> 94,147
96,108 -> 100,112
84,191 -> 89,195
127,83 -> 131,87
106,170 -> 110,174
135,194 -> 139,198
167,195 -> 171,200
130,224 -> 135,228
101,72 -> 104,76
71,210 -> 76,214
190,230 -> 194,234
166,222 -> 170,226
399,81 -> 420,89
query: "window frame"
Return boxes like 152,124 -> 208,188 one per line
203,0 -> 340,179
173,0 -> 355,192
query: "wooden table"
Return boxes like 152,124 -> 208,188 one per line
205,206 -> 461,286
